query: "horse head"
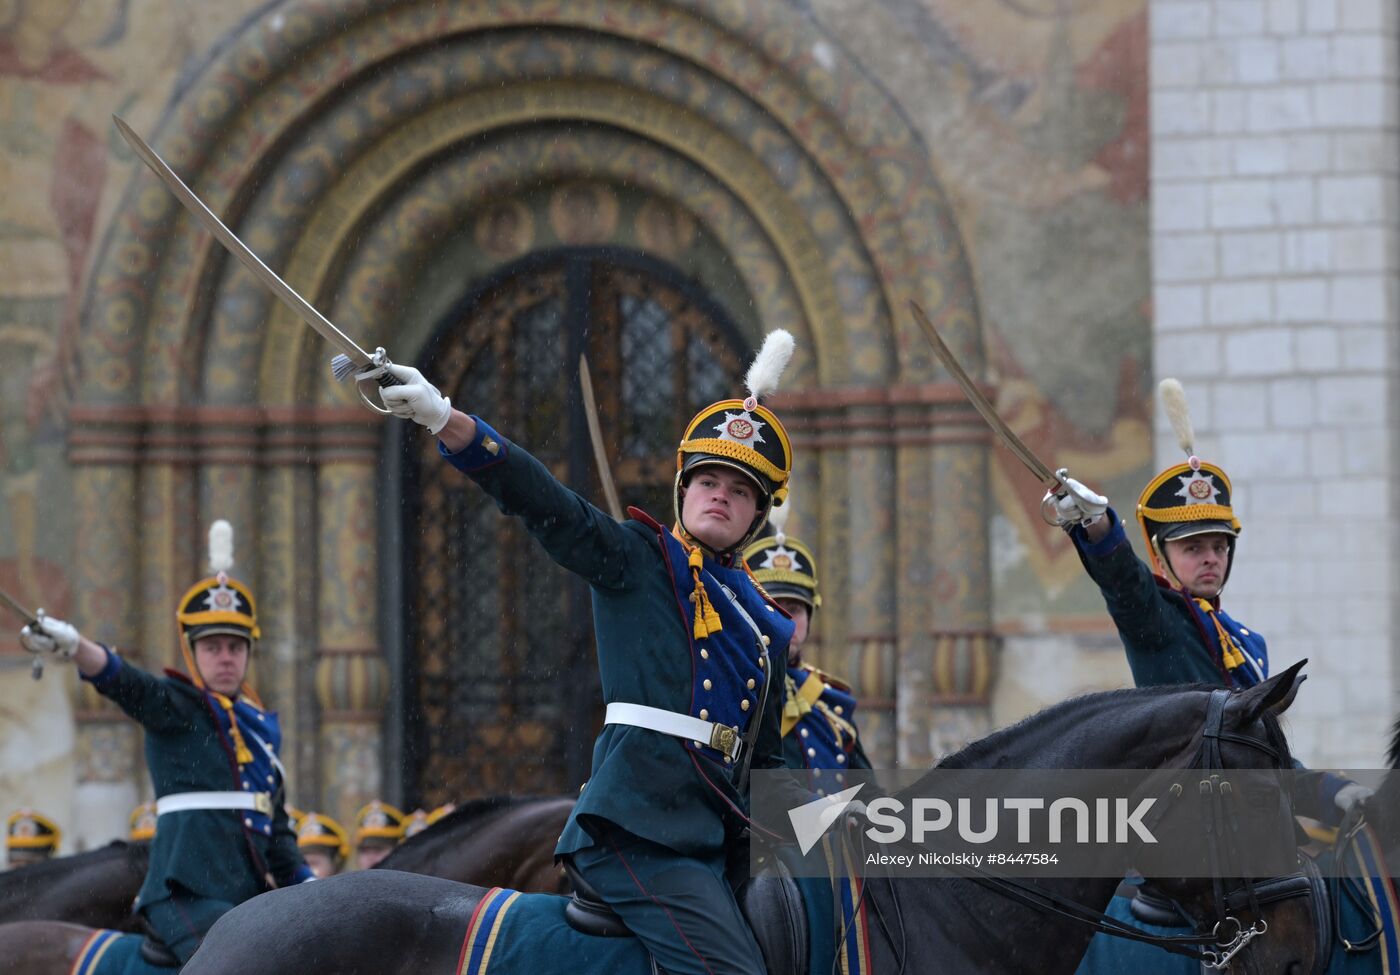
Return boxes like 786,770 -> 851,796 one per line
1130,661 -> 1322,974
859,661 -> 1319,974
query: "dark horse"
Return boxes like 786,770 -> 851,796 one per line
1,668 -> 1319,975
1078,710 -> 1400,974
0,841 -> 147,929
375,794 -> 574,892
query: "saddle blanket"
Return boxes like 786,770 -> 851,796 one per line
457,871 -> 871,975
455,887 -> 651,975
69,930 -> 172,975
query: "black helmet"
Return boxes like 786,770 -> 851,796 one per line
673,331 -> 795,553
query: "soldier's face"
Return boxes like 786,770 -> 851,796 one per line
775,598 -> 810,663
680,466 -> 760,551
303,850 -> 340,878
192,635 -> 251,696
357,843 -> 393,869
1163,533 -> 1232,596
6,849 -> 49,869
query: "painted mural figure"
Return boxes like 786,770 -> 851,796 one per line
743,506 -> 871,789
17,521 -> 312,964
365,330 -> 809,975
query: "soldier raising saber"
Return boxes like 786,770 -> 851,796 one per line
905,304 -> 1369,823
18,521 -> 312,964
365,331 -> 807,975
1052,379 -> 1368,821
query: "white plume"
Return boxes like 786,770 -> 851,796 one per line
1158,378 -> 1195,457
744,329 -> 795,403
208,520 -> 235,574
768,487 -> 792,543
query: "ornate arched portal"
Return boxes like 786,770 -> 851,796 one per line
73,0 -> 991,825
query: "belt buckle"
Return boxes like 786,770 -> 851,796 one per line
253,793 -> 272,816
711,724 -> 740,761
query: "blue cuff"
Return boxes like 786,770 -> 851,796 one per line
293,863 -> 316,884
1070,507 -> 1129,558
80,645 -> 123,687
439,416 -> 509,474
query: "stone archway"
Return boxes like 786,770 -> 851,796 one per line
73,0 -> 988,825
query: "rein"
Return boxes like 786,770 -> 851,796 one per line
1328,809 -> 1384,954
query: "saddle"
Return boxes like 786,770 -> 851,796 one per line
138,935 -> 181,968
561,858 -> 809,975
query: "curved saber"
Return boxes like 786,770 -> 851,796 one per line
579,355 -> 623,521
908,300 -> 1058,488
112,116 -> 400,413
112,116 -> 373,365
909,301 -> 1106,524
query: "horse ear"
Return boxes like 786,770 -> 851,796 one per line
1231,659 -> 1307,722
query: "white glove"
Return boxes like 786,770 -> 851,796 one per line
19,611 -> 80,660
358,363 -> 452,435
1048,477 -> 1109,527
1334,782 -> 1374,815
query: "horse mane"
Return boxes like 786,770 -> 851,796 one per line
377,795 -> 567,866
1259,709 -> 1294,770
935,683 -> 1213,770
1388,716 -> 1400,769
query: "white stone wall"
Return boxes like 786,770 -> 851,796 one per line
1150,0 -> 1398,767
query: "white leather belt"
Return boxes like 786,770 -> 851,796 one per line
156,791 -> 272,817
605,702 -> 742,761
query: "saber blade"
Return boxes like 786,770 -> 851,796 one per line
0,586 -> 38,626
111,115 -> 375,368
908,300 -> 1060,490
579,355 -> 623,521
0,587 -> 43,681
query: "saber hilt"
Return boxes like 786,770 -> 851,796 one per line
1039,468 -> 1109,528
330,348 -> 404,416
0,587 -> 43,680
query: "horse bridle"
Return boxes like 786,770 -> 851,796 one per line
1146,687 -> 1323,971
837,689 -> 1322,973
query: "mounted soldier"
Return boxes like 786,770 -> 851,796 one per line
18,520 -> 312,964
1054,380 -> 1365,821
368,329 -> 808,975
352,800 -> 404,869
402,809 -> 432,841
297,812 -> 350,879
5,808 -> 60,869
128,802 -> 157,846
743,501 -> 870,795
400,803 -> 452,841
